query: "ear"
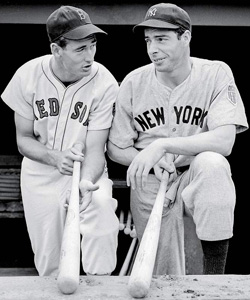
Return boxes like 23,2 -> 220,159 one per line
182,30 -> 192,45
50,43 -> 62,57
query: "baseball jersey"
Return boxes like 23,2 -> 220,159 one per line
109,57 -> 248,150
2,55 -> 119,151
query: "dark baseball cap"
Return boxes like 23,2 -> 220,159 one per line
46,6 -> 107,43
133,3 -> 191,32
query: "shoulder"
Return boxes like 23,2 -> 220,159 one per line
192,57 -> 233,76
15,55 -> 51,79
121,63 -> 154,86
93,61 -> 118,84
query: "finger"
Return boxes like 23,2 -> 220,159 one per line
126,163 -> 136,189
71,146 -> 84,157
135,165 -> 145,190
80,197 -> 92,212
141,166 -> 150,189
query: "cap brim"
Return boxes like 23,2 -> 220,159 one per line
64,23 -> 107,40
133,19 -> 179,33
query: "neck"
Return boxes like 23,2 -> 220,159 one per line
156,57 -> 192,89
50,56 -> 78,83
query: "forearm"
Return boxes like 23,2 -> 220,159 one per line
17,135 -> 58,167
158,126 -> 236,158
80,151 -> 105,184
107,141 -> 139,167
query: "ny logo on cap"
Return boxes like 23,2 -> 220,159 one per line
77,9 -> 86,20
147,8 -> 157,17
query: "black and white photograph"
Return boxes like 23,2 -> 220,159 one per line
0,0 -> 249,299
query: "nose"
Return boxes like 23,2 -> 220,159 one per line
147,40 -> 158,55
84,47 -> 95,63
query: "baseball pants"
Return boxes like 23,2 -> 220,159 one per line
21,157 -> 119,276
130,151 -> 235,275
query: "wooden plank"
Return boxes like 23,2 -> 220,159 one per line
0,212 -> 24,218
0,156 -> 22,167
0,275 -> 249,299
0,268 -> 38,277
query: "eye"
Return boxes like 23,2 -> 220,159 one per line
76,47 -> 85,53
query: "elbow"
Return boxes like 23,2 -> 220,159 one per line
219,141 -> 234,157
16,139 -> 25,157
106,141 -> 117,162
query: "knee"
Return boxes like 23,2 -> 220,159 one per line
192,151 -> 231,175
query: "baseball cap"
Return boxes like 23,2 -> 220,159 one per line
46,6 -> 107,43
133,3 -> 191,32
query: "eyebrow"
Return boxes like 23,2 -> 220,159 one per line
75,38 -> 97,51
145,33 -> 170,39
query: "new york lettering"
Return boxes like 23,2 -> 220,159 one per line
135,105 -> 208,131
35,98 -> 89,126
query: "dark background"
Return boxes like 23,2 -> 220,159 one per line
0,22 -> 249,274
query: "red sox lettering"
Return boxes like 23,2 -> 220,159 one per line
35,98 -> 89,126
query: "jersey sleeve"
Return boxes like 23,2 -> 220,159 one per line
108,79 -> 139,149
88,79 -> 119,131
1,68 -> 35,121
207,63 -> 248,133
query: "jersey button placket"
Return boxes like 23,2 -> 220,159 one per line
169,92 -> 177,136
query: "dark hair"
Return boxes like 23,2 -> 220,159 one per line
52,36 -> 68,48
174,27 -> 187,39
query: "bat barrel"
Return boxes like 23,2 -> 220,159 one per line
128,171 -> 169,298
57,160 -> 81,294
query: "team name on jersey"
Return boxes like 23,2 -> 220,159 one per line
135,105 -> 208,131
35,98 -> 89,125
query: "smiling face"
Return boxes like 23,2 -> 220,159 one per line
144,28 -> 190,75
52,34 -> 97,82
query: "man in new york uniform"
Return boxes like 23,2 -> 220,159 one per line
108,3 -> 248,275
1,6 -> 119,276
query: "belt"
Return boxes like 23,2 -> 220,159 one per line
149,165 -> 189,175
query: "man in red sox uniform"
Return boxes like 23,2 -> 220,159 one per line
2,6 -> 119,276
108,3 -> 248,275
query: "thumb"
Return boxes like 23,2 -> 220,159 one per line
88,182 -> 99,192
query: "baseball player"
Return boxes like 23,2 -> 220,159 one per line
108,3 -> 248,275
1,6 -> 119,276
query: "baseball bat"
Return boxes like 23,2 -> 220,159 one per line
128,170 -> 170,298
119,237 -> 138,276
57,143 -> 84,295
119,210 -> 125,230
124,210 -> 132,235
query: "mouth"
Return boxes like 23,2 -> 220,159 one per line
152,57 -> 166,63
82,64 -> 92,70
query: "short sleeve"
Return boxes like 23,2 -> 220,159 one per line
1,68 -> 35,120
207,63 -> 248,133
109,79 -> 139,148
88,80 -> 119,131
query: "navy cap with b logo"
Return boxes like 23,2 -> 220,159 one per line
46,6 -> 107,42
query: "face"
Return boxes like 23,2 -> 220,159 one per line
144,28 -> 188,73
58,35 -> 97,81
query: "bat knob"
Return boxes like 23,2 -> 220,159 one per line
119,223 -> 125,230
124,227 -> 131,235
57,276 -> 79,295
128,280 -> 149,298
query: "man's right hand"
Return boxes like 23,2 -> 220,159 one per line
50,146 -> 84,175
